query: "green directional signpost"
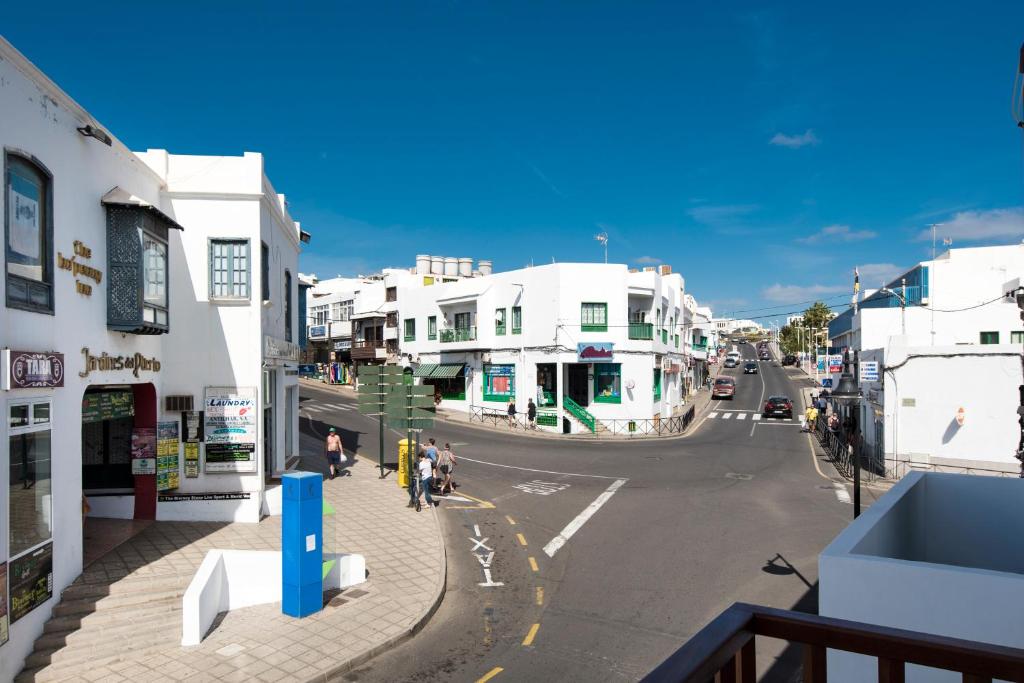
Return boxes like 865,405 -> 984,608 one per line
356,364 -> 404,479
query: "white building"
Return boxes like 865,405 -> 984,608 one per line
827,245 -> 1024,476
399,262 -> 695,432
713,318 -> 765,336
0,38 -> 304,678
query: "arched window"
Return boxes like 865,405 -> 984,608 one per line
5,153 -> 53,312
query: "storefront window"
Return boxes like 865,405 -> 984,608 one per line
483,364 -> 515,402
653,368 -> 662,401
9,399 -> 53,557
5,154 -> 54,313
593,363 -> 621,403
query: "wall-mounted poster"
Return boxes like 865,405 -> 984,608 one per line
184,442 -> 200,478
156,421 -> 180,491
204,387 -> 257,473
130,427 -> 156,475
0,561 -> 8,646
9,543 -> 52,623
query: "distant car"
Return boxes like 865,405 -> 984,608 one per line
759,352 -> 770,361
763,395 -> 793,419
298,364 -> 319,378
782,355 -> 797,366
724,357 -> 738,368
712,377 -> 736,399
743,362 -> 758,374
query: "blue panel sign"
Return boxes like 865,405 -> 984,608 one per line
309,325 -> 327,338
860,361 -> 880,383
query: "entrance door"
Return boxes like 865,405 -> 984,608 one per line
82,388 -> 136,491
567,364 -> 589,406
536,363 -> 557,407
263,370 -> 275,476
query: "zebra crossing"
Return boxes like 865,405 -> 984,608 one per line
707,410 -> 800,423
302,402 -> 354,413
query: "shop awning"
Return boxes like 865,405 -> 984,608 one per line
430,363 -> 464,378
413,364 -> 438,377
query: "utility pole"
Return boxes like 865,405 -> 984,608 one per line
929,223 -> 943,346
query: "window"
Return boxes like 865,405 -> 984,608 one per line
581,302 -> 608,332
980,331 -> 999,345
284,270 -> 293,342
404,317 -> 416,341
593,363 -> 621,403
9,399 -> 52,557
512,306 -> 522,334
483,364 -> 515,402
261,241 -> 270,301
674,334 -> 679,348
334,300 -> 353,322
428,316 -> 437,340
1012,331 -> 1024,344
386,286 -> 397,302
141,229 -> 168,328
455,312 -> 472,329
495,308 -> 506,335
5,154 -> 53,313
386,311 -> 398,328
653,368 -> 662,401
209,239 -> 250,299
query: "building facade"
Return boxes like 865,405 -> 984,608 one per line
0,38 -> 303,677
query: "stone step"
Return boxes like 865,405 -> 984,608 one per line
35,610 -> 180,650
51,587 -> 184,618
43,596 -> 181,634
60,573 -> 190,601
24,627 -> 180,674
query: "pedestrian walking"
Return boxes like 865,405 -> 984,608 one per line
424,437 -> 439,464
507,398 -> 517,428
816,394 -> 828,414
324,427 -> 347,480
805,405 -> 819,432
438,442 -> 457,494
527,398 -> 537,429
415,451 -> 435,511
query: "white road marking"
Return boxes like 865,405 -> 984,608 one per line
707,412 -> 719,419
736,413 -> 747,421
721,413 -> 732,420
469,537 -> 493,552
833,484 -> 852,504
750,355 -> 768,437
752,414 -> 762,421
305,405 -> 327,412
476,552 -> 495,568
473,524 -> 481,537
543,478 -> 628,558
456,455 -> 625,480
478,568 -> 504,587
513,480 -> 571,496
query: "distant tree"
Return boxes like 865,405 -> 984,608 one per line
802,301 -> 834,330
779,324 -> 801,354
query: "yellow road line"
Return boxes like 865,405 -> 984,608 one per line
536,586 -> 544,605
522,623 -> 540,646
528,556 -> 539,572
505,515 -> 517,525
516,533 -> 528,546
447,491 -> 497,510
476,667 -> 504,683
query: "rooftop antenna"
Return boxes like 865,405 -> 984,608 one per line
594,232 -> 609,264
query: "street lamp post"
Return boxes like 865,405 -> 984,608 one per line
831,350 -> 862,518
880,278 -> 908,336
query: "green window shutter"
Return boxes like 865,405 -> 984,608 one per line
428,316 -> 437,339
512,306 -> 522,333
404,318 -> 416,341
496,308 -> 506,335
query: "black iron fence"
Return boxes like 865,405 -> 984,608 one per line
813,416 -> 883,482
467,404 -> 697,438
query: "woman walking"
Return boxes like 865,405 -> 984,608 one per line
438,443 -> 457,494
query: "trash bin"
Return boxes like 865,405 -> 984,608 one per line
562,417 -> 571,434
398,438 -> 412,488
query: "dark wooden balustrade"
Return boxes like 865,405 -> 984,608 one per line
641,603 -> 1024,683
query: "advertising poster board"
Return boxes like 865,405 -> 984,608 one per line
828,354 -> 844,374
184,442 -> 200,478
82,391 -> 134,423
156,421 -> 180,491
9,543 -> 52,623
130,427 -> 156,475
0,561 -> 8,646
204,387 -> 257,473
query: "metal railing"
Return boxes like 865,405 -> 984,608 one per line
465,403 -> 698,438
440,327 -> 476,343
641,602 -> 1024,682
562,395 -> 596,432
813,416 -> 882,482
628,322 -> 653,340
600,406 -> 696,437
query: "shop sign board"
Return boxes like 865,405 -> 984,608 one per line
9,543 -> 52,623
184,442 -> 200,478
156,421 -> 180,491
309,325 -> 327,339
860,361 -> 880,383
264,336 -> 300,361
577,342 -> 613,362
1,350 -> 65,389
828,355 -> 844,374
204,387 -> 258,473
334,340 -> 352,350
82,391 -> 134,423
131,427 -> 157,475
0,561 -> 7,646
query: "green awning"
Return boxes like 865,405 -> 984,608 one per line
430,363 -> 465,378
413,364 -> 438,377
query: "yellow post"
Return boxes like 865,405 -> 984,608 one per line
397,438 -> 410,488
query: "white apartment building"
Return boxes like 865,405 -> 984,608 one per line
713,318 -> 765,336
0,38 -> 304,677
305,277 -> 360,364
399,262 -> 694,433
827,245 -> 1024,477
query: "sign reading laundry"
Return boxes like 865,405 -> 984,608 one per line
79,347 -> 161,378
577,342 -> 613,361
204,387 -> 257,473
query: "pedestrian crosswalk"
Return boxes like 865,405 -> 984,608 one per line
302,402 -> 354,413
707,410 -> 799,423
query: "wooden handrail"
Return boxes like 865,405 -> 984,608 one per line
642,603 -> 1024,682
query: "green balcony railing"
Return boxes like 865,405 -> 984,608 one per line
563,395 -> 596,433
628,322 -> 653,340
440,327 -> 477,343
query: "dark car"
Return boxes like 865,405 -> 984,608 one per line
712,377 -> 736,399
743,362 -> 758,374
781,355 -> 797,366
763,395 -> 793,418
759,352 -> 770,361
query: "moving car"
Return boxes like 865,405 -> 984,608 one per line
724,357 -> 739,368
712,377 -> 736,399
743,362 -> 758,374
781,355 -> 797,366
759,352 -> 770,361
763,395 -> 793,418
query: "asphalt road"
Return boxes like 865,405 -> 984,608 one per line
299,344 -> 852,683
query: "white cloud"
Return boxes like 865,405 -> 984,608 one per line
915,207 -> 1024,243
634,256 -> 660,264
686,204 -> 759,226
856,263 -> 905,286
769,129 -> 820,148
797,224 -> 877,244
761,283 -> 846,304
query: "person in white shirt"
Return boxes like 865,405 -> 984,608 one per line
415,452 -> 435,511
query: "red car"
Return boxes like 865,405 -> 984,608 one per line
712,377 -> 736,400
763,395 -> 793,418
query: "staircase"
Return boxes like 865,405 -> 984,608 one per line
562,396 -> 607,434
15,572 -> 189,682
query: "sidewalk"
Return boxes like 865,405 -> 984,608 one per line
20,434 -> 445,683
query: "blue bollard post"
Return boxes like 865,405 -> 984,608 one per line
282,471 -> 323,617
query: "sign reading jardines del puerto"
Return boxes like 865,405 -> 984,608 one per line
1,350 -> 65,390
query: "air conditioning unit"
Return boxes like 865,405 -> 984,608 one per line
164,395 -> 194,412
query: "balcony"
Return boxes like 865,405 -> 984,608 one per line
351,340 -> 386,361
440,327 -> 476,343
628,322 -> 653,340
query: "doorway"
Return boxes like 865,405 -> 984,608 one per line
263,370 -> 276,477
536,363 -> 557,407
567,364 -> 589,406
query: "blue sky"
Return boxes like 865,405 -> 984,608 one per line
6,1 -> 1024,324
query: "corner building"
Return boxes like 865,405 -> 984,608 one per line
0,38 -> 305,677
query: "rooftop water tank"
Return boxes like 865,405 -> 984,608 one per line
458,257 -> 473,277
478,259 -> 493,276
430,256 -> 444,275
415,255 -> 431,275
444,257 -> 458,277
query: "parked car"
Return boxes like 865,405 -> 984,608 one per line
763,395 -> 793,418
298,364 -> 319,379
782,355 -> 797,366
724,357 -> 739,368
712,377 -> 736,399
743,362 -> 758,374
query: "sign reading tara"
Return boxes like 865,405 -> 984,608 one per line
860,361 -> 880,383
264,336 -> 300,362
2,350 -> 65,390
578,342 -> 613,362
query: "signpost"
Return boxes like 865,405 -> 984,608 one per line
859,361 -> 880,383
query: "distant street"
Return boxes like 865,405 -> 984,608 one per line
299,344 -> 852,682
